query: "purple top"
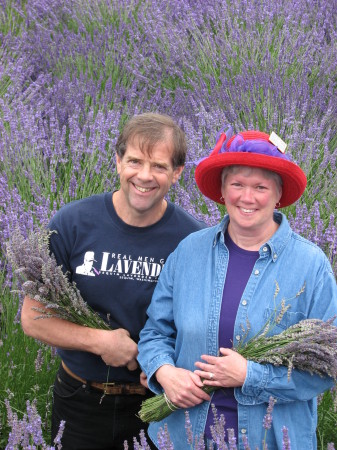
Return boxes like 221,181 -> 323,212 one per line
205,230 -> 259,440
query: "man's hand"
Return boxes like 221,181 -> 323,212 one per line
140,371 -> 149,388
97,328 -> 138,370
21,296 -> 139,370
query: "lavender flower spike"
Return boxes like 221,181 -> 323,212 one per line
281,426 -> 291,450
263,397 -> 276,430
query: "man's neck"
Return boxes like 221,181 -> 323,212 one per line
112,191 -> 167,227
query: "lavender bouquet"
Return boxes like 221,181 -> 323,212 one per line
138,286 -> 337,423
6,227 -> 110,330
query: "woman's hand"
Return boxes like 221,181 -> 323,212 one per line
155,365 -> 211,409
194,348 -> 247,388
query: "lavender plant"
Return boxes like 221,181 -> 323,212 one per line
5,399 -> 64,450
0,272 -> 59,448
1,0 -> 336,269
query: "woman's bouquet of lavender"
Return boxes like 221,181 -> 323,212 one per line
138,285 -> 337,423
6,227 -> 110,330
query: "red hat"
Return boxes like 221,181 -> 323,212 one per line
195,128 -> 307,208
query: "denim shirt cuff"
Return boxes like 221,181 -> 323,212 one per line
146,354 -> 175,394
235,361 -> 269,404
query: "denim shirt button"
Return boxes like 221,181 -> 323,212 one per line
241,429 -> 247,434
242,299 -> 247,306
274,253 -> 277,259
235,335 -> 241,341
254,269 -> 260,275
263,246 -> 268,252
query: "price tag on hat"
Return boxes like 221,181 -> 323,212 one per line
269,132 -> 287,154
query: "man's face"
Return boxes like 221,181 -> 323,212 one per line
115,136 -> 183,226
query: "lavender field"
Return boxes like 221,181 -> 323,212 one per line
0,0 -> 337,448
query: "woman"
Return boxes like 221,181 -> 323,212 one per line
137,129 -> 337,449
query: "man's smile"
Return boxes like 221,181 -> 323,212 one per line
133,184 -> 155,193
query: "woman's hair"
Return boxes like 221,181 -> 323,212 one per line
116,112 -> 187,168
221,165 -> 283,195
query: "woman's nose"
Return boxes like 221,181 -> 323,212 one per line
241,187 -> 254,202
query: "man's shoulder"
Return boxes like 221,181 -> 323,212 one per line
169,202 -> 207,231
49,193 -> 107,226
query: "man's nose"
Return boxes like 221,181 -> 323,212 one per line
138,164 -> 153,180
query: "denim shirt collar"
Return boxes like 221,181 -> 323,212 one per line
213,211 -> 291,262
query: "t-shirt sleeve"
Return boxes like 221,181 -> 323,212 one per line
48,211 -> 72,276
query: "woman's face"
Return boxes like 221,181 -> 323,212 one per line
221,167 -> 282,235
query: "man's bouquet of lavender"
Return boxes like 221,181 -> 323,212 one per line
138,285 -> 337,423
6,227 -> 110,330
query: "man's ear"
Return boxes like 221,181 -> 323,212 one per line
116,153 -> 122,174
172,165 -> 184,184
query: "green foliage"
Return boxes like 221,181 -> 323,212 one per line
0,0 -> 26,36
0,281 -> 59,448
317,389 -> 337,449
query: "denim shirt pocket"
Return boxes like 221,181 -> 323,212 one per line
263,308 -> 306,332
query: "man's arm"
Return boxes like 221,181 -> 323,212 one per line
21,295 -> 138,370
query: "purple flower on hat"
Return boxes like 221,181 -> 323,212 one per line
224,133 -> 291,161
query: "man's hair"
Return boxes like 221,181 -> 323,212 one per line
116,112 -> 187,168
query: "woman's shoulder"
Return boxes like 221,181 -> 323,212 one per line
278,212 -> 329,260
287,229 -> 334,276
290,229 -> 327,256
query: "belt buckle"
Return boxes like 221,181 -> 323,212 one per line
102,382 -> 116,388
101,382 -> 124,395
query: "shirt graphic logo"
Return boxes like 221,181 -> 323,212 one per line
75,251 -> 100,276
75,251 -> 164,282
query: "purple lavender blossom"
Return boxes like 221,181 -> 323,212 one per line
34,347 -> 44,372
282,426 -> 291,450
53,419 -> 65,448
263,397 -> 276,430
185,410 -> 194,445
5,399 -> 64,449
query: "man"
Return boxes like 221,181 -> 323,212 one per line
21,112 -> 206,449
75,251 -> 97,276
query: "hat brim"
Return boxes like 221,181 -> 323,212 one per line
195,152 -> 307,208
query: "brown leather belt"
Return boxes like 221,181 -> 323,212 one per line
61,361 -> 147,395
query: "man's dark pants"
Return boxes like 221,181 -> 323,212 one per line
51,364 -> 157,449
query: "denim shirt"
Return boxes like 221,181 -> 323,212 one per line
138,212 -> 337,450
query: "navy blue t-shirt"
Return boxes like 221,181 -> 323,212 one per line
49,192 -> 206,382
